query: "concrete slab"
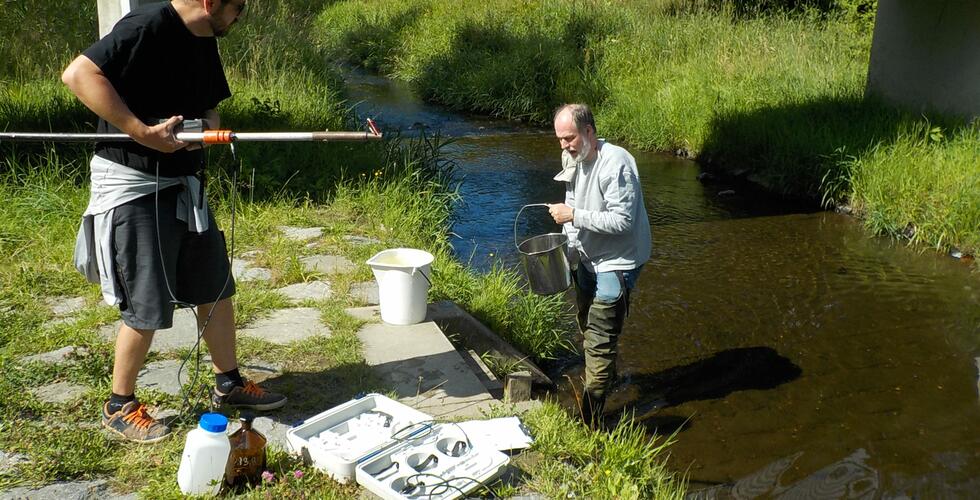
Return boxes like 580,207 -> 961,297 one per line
349,281 -> 379,305
44,296 -> 86,317
239,249 -> 262,259
427,301 -> 553,387
345,306 -> 381,322
251,416 -> 292,453
300,255 -> 356,275
136,360 -> 185,396
232,260 -> 272,282
99,308 -> 203,353
344,235 -> 380,246
276,281 -> 333,303
0,451 -> 29,475
20,346 -> 89,365
356,320 -> 495,419
0,479 -> 134,500
278,226 -> 323,242
30,382 -> 88,405
239,308 -> 330,344
464,349 -> 504,399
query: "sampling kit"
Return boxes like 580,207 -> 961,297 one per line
176,394 -> 528,499
286,393 -> 521,499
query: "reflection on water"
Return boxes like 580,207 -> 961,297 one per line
345,69 -> 980,497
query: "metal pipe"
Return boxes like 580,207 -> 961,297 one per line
0,130 -> 382,143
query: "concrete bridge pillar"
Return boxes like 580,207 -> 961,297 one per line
866,1 -> 980,120
97,0 -> 158,38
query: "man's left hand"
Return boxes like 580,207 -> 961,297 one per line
547,203 -> 574,224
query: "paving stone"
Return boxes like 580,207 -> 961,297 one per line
507,493 -> 548,500
99,308 -> 202,353
239,249 -> 262,259
44,296 -> 87,317
276,281 -> 332,302
300,255 -> 356,275
136,359 -> 186,396
232,260 -> 273,282
238,308 -> 330,345
356,320 -> 495,419
0,479 -> 133,500
30,381 -> 88,405
41,317 -> 75,329
251,416 -> 292,453
154,408 -> 181,425
345,306 -> 382,322
20,346 -> 89,365
279,226 -> 323,242
349,281 -> 380,305
344,235 -> 380,246
0,451 -> 29,475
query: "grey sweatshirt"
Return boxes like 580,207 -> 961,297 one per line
556,140 -> 652,272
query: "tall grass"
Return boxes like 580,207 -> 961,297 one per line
849,124 -> 980,255
522,402 -> 686,499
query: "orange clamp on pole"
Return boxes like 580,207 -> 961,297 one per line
203,130 -> 234,144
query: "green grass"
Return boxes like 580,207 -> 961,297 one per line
847,123 -> 980,254
519,401 -> 685,500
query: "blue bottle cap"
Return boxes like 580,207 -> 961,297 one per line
199,412 -> 228,433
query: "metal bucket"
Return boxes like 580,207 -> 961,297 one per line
515,204 -> 571,295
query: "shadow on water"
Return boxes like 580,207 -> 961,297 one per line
612,346 -> 802,415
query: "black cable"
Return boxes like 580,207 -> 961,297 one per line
153,142 -> 239,423
375,420 -> 501,498
399,472 -> 499,499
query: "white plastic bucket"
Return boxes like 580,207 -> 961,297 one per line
366,248 -> 434,325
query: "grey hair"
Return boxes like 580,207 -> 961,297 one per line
554,103 -> 596,135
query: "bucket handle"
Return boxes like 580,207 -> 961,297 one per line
513,203 -> 554,249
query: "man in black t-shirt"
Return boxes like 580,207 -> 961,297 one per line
63,0 -> 286,444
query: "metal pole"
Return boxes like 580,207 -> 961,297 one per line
0,130 -> 382,143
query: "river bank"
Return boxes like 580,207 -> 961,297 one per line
312,0 -> 978,264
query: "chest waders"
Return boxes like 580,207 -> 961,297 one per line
574,269 -> 631,427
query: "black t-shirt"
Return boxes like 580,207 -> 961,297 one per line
83,2 -> 231,176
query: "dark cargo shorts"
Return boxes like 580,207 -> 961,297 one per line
112,185 -> 236,330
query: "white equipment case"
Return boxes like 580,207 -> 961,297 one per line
286,394 -> 510,499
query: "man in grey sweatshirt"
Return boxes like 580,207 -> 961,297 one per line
548,103 -> 652,427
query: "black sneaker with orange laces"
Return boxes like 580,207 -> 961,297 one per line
211,380 -> 287,411
102,400 -> 171,443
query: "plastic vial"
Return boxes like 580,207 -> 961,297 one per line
225,414 -> 267,487
177,413 -> 231,495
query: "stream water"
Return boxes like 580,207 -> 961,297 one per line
344,70 -> 980,498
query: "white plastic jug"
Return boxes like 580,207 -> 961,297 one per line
177,413 -> 231,495
366,248 -> 434,325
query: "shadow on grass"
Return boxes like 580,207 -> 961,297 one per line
326,3 -> 427,72
248,362 -> 383,425
412,14 -> 609,123
699,95 -> 910,201
699,94 -> 974,203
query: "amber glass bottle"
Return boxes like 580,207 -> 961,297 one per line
225,415 -> 267,487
